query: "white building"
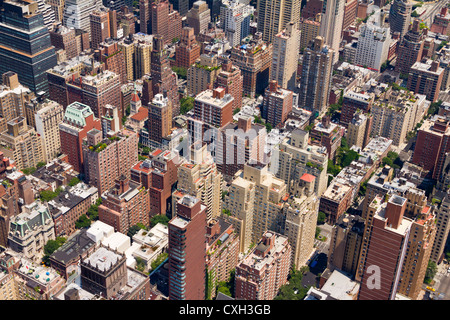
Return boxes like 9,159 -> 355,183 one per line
219,0 -> 254,47
63,0 -> 100,34
354,10 -> 391,71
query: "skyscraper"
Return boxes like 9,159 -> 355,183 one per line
358,194 -> 413,300
298,36 -> 334,117
0,0 -> 57,95
90,7 -> 110,49
262,80 -> 293,128
145,93 -> 172,148
151,35 -> 180,116
186,1 -> 211,36
59,102 -> 102,172
395,19 -> 425,76
256,0 -> 301,43
389,0 -> 412,38
63,0 -> 100,34
168,195 -> 207,300
219,0 -> 253,47
175,27 -> 201,69
34,100 -> 64,162
319,0 -> 345,64
271,22 -> 300,92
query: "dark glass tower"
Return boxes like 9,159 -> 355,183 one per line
0,0 -> 57,95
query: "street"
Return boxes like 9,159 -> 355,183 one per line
426,261 -> 450,300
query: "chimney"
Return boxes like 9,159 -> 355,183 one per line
212,87 -> 225,99
269,80 -> 278,93
322,115 -> 331,128
238,116 -> 252,132
412,19 -> 420,33
385,195 -> 406,229
117,175 -> 130,194
431,60 -> 439,72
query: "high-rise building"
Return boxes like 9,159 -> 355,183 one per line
397,206 -> 436,300
205,217 -> 239,300
63,0 -> 100,34
358,194 -> 413,300
310,116 -> 344,160
168,195 -> 207,300
261,80 -> 293,128
431,6 -> 450,36
346,111 -> 372,149
395,19 -> 425,76
34,100 -> 64,162
234,231 -> 291,300
187,54 -> 222,96
174,142 -> 223,220
298,36 -> 334,117
256,0 -> 301,43
219,0 -> 253,47
300,14 -> 321,51
47,0 -> 65,23
90,7 -> 111,49
342,0 -> 357,32
118,37 -> 136,81
354,10 -> 391,71
0,117 -> 44,170
302,0 -> 323,19
389,0 -> 412,38
0,72 -> 36,134
370,86 -> 425,147
139,0 -> 151,33
407,60 -> 444,103
49,25 -> 79,60
328,214 -> 365,276
430,191 -> 450,263
145,93 -> 172,149
98,175 -> 150,235
277,129 -> 329,197
223,164 -> 287,252
95,39 -> 128,86
0,0 -> 57,95
175,27 -> 201,69
59,102 -> 102,173
150,0 -> 182,45
134,38 -> 152,80
271,22 -> 300,92
186,1 -> 211,36
319,0 -> 345,64
214,58 -> 243,112
67,70 -> 123,118
412,117 -> 450,182
83,128 -> 138,195
340,89 -> 374,128
229,33 -> 272,98
151,35 -> 180,116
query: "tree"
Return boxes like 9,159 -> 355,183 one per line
127,223 -> 148,237
265,122 -> 273,132
172,66 -> 187,80
42,237 -> 67,265
68,177 -> 80,186
424,260 -> 437,284
39,187 -> 64,202
180,96 -> 195,114
317,211 -> 326,225
233,107 -> 240,115
37,161 -> 46,168
151,252 -> 168,271
75,214 -> 91,229
150,215 -> 169,228
21,167 -> 36,175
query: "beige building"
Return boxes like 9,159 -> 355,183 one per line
431,191 -> 450,263
319,0 -> 345,64
300,14 -> 321,51
187,54 -> 222,96
224,164 -> 287,253
186,0 -> 211,36
8,202 -> 55,263
277,129 -> 329,197
256,0 -> 301,43
271,22 -> 300,92
0,117 -> 44,170
118,38 -> 136,81
370,87 -> 427,146
283,176 -> 319,269
35,100 -> 64,162
173,142 -> 223,220
346,111 -> 372,149
118,33 -> 153,82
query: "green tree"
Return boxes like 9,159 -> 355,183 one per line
424,260 -> 438,284
127,223 -> 148,237
150,215 -> 169,228
180,96 -> 195,114
172,66 -> 187,80
233,107 -> 240,115
68,177 -> 80,186
21,167 -> 36,175
151,252 -> 168,271
39,187 -> 64,202
75,214 -> 91,229
37,161 -> 46,168
265,122 -> 273,132
317,211 -> 326,225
